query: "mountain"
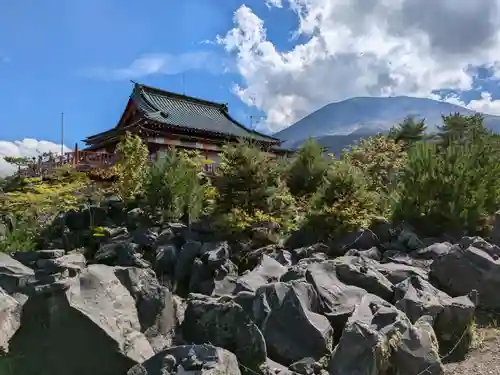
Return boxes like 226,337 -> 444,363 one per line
274,96 -> 500,153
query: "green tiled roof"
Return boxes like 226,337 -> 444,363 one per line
133,84 -> 279,143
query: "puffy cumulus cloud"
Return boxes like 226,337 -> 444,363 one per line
0,139 -> 70,177
217,0 -> 500,131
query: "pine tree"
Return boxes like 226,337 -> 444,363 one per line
388,115 -> 427,147
286,138 -> 328,198
436,113 -> 489,147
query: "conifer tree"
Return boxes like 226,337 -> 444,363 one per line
388,115 -> 427,147
286,138 -> 328,198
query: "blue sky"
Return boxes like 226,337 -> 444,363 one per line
2,0 -> 500,154
0,0 -> 293,146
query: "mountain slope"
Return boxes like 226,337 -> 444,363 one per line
274,96 -> 500,153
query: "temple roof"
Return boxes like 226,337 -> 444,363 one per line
85,83 -> 279,144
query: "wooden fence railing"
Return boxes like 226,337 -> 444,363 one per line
17,144 -> 217,178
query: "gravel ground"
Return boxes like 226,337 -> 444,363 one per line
444,313 -> 500,375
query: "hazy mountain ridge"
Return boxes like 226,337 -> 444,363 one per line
274,96 -> 500,153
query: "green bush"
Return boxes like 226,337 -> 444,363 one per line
114,132 -> 149,200
286,138 -> 328,198
0,214 -> 38,253
342,135 -> 407,195
144,149 -> 209,224
214,142 -> 299,234
305,159 -> 379,241
393,136 -> 500,236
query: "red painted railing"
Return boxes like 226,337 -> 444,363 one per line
18,144 -> 217,177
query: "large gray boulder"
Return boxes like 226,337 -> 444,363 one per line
0,253 -> 35,294
114,267 -> 177,352
3,264 -> 154,375
0,287 -> 23,353
127,344 -> 241,375
333,256 -> 394,301
328,294 -> 443,375
430,245 -> 500,309
181,293 -> 267,370
393,275 -> 475,352
372,261 -> 429,284
305,261 -> 366,332
253,280 -> 334,365
235,255 -> 288,293
94,240 -> 150,268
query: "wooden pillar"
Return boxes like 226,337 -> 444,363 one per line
73,143 -> 78,168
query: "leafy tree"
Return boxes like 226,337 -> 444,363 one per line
388,115 -> 427,147
342,135 -> 407,199
436,113 -> 489,147
305,159 -> 379,240
144,149 -> 208,225
114,132 -> 149,201
286,138 -> 328,198
3,156 -> 30,173
214,141 -> 298,233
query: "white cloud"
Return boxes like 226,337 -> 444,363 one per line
265,0 -> 283,8
217,1 -> 500,132
84,51 -> 229,81
0,139 -> 70,177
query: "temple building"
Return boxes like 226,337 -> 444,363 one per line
83,83 -> 292,164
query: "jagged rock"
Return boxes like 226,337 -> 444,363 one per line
154,244 -> 178,275
13,249 -> 66,268
0,253 -> 35,294
369,217 -> 394,244
132,228 -> 158,248
127,344 -> 241,375
397,227 -> 424,250
393,275 -> 475,351
381,251 -> 433,270
430,244 -> 500,309
35,252 -> 86,276
333,256 -> 394,301
126,208 -> 147,230
260,358 -> 295,375
289,357 -> 323,374
459,236 -> 500,259
412,242 -> 454,260
0,287 -> 23,353
235,255 -> 288,293
181,293 -> 267,370
200,242 -> 230,265
174,240 -> 202,285
305,261 -> 366,332
94,240 -> 150,268
345,246 -> 382,261
187,242 -> 238,296
290,243 -> 330,263
253,280 -> 334,365
328,294 -> 443,375
4,264 -> 154,375
372,260 -> 429,284
64,206 -> 107,231
391,315 -> 444,375
243,245 -> 293,270
344,229 -> 380,250
154,228 -> 175,249
114,267 -> 177,352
